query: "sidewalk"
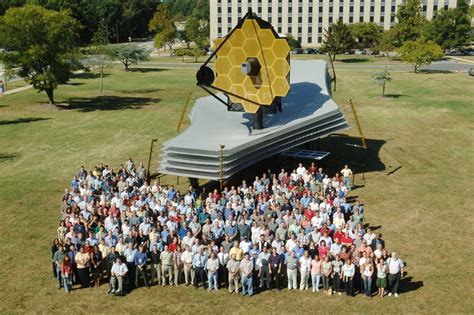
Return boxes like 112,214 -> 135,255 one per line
448,56 -> 474,64
3,84 -> 32,95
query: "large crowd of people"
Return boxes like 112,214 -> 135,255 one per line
52,158 -> 406,298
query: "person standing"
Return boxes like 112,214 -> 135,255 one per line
376,257 -> 388,298
332,254 -> 344,295
321,255 -> 333,295
150,244 -> 162,286
193,248 -> 207,289
206,251 -> 219,291
160,245 -> 174,286
181,245 -> 194,286
286,250 -> 298,290
340,165 -> 353,191
53,244 -> 66,289
217,246 -> 229,289
134,245 -> 149,288
298,250 -> 311,291
342,259 -> 355,297
227,254 -> 240,293
60,255 -> 73,293
109,257 -> 128,295
240,252 -> 254,296
387,252 -> 404,297
258,246 -> 271,290
269,247 -> 281,290
123,243 -> 137,288
75,246 -> 91,288
362,258 -> 374,297
173,244 -> 183,286
311,255 -> 322,292
91,245 -> 102,288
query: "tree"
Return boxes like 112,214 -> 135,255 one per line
189,48 -> 206,62
286,34 -> 301,50
398,37 -> 443,73
372,68 -> 392,96
389,0 -> 427,48
0,5 -> 80,105
88,24 -> 112,93
322,20 -> 354,92
349,22 -> 383,49
185,17 -> 207,48
108,44 -> 150,71
424,0 -> 471,49
149,3 -> 177,50
378,29 -> 398,54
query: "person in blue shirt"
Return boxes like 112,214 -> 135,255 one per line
134,245 -> 149,288
167,185 -> 177,201
193,248 -> 207,289
70,176 -> 79,189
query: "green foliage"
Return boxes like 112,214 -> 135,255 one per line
286,34 -> 301,50
389,0 -> 427,48
372,68 -> 392,96
322,20 -> 355,61
173,48 -> 206,62
164,0 -> 209,20
379,29 -> 398,53
424,0 -> 471,49
149,3 -> 177,50
108,44 -> 150,70
0,4 -> 80,104
398,37 -> 444,73
349,22 -> 384,49
184,17 -> 208,48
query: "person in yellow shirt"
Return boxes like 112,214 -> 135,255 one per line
229,240 -> 243,261
340,165 -> 353,191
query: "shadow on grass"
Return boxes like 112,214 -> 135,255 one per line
418,69 -> 452,74
57,95 -> 160,112
400,276 -> 424,294
113,88 -> 161,94
71,72 -> 111,80
338,58 -> 369,63
0,153 -> 17,162
128,67 -> 169,73
0,117 -> 50,125
384,94 -> 407,99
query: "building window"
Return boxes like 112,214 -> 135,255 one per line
268,17 -> 272,23
258,6 -> 262,13
433,5 -> 438,11
360,6 -> 364,12
289,17 -> 292,23
329,6 -> 333,12
309,16 -> 313,23
298,17 -> 302,23
218,17 -> 222,23
289,7 -> 292,13
350,6 -> 354,12
228,6 -> 231,13
380,16 -> 384,22
309,7 -> 313,13
278,26 -> 282,33
381,6 -> 385,12
299,7 -> 303,13
360,16 -> 364,22
298,27 -> 302,32
349,16 -> 353,22
228,17 -> 231,23
370,6 -> 374,12
423,5 -> 427,11
278,17 -> 282,23
308,36 -> 312,43
444,4 -> 448,9
318,36 -> 322,43
391,5 -> 396,12
278,7 -> 282,13
298,36 -> 302,42
329,16 -> 333,23
218,7 -> 221,13
308,26 -> 312,32
269,6 -> 272,13
218,27 -> 222,33
370,16 -> 374,21
318,26 -> 322,32
288,27 -> 292,33
339,6 -> 343,12
318,16 -> 323,23
390,15 -> 394,22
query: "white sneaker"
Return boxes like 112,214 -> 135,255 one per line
316,289 -> 320,292
395,293 -> 399,298
312,288 -> 315,293
388,293 -> 393,297
338,292 -> 342,295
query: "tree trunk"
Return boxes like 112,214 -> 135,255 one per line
328,52 -> 337,92
414,64 -> 418,73
125,61 -> 129,71
382,82 -> 385,96
45,88 -> 55,105
99,66 -> 104,93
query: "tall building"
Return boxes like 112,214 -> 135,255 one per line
210,0 -> 460,47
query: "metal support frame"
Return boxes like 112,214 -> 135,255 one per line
219,144 -> 225,190
147,138 -> 158,183
348,99 -> 367,149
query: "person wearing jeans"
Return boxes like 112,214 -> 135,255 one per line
362,259 -> 374,297
240,253 -> 254,296
311,255 -> 322,292
53,244 -> 66,289
298,250 -> 311,290
60,255 -> 73,293
206,252 -> 219,291
321,256 -> 333,295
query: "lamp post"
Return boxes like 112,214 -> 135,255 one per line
219,144 -> 225,191
147,138 -> 158,183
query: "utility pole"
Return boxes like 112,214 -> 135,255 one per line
147,138 -> 158,183
219,144 -> 225,190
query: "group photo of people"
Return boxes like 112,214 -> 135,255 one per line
52,158 -> 406,298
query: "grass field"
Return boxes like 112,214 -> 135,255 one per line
0,61 -> 473,313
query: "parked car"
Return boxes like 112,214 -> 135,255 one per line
303,48 -> 316,54
291,48 -> 304,54
354,49 -> 366,55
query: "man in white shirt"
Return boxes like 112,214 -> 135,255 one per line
109,258 -> 128,295
298,250 -> 311,290
296,163 -> 306,176
340,164 -> 353,191
181,245 -> 195,286
386,252 -> 404,297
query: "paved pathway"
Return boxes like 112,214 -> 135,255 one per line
3,84 -> 32,95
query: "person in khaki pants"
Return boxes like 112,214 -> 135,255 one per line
173,244 -> 184,286
227,254 -> 240,293
160,245 -> 174,285
181,245 -> 194,285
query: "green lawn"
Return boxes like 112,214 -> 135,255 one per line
0,62 -> 473,313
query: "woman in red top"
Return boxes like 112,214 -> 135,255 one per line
318,240 -> 329,259
60,255 -> 73,293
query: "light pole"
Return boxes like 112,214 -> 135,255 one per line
219,144 -> 225,191
147,138 -> 158,183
